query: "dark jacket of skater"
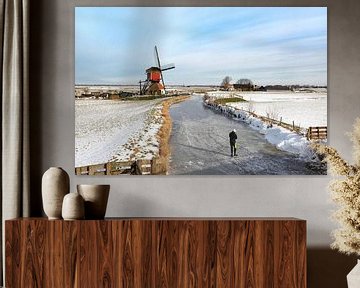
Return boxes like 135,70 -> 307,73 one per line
229,129 -> 238,157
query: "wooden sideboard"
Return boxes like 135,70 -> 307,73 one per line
5,218 -> 306,287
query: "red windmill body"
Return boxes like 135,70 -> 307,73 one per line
146,67 -> 161,82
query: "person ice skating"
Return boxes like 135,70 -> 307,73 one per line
229,129 -> 238,157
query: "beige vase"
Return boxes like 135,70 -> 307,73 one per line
77,184 -> 110,219
42,167 -> 70,219
62,192 -> 85,220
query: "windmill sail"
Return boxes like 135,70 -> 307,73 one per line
154,46 -> 161,69
154,46 -> 166,90
161,63 -> 175,71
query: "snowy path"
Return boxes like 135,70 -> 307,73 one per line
168,95 -> 324,175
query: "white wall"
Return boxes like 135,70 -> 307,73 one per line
30,0 -> 360,270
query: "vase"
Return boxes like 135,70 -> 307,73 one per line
42,167 -> 70,219
62,192 -> 85,220
77,184 -> 110,219
347,259 -> 360,288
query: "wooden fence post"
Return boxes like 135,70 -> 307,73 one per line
307,126 -> 327,140
105,162 -> 112,175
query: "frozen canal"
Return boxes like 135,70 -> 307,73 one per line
169,95 -> 325,175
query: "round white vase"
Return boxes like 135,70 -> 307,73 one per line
62,192 -> 85,220
42,167 -> 70,219
347,259 -> 360,288
77,184 -> 110,219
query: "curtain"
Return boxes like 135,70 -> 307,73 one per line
0,0 -> 30,284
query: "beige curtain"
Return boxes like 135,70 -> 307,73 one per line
0,0 -> 30,284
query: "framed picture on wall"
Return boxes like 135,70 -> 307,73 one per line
75,7 -> 327,175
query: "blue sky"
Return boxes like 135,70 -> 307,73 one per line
75,7 -> 327,85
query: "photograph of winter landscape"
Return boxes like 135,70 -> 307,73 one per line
75,7 -> 327,175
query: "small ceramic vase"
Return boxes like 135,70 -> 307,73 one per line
77,184 -> 110,219
347,259 -> 360,288
62,192 -> 85,220
42,167 -> 70,219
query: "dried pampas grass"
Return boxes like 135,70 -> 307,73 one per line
313,118 -> 360,256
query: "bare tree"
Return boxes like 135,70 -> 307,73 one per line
236,78 -> 253,85
265,105 -> 280,121
221,76 -> 232,89
247,99 -> 255,114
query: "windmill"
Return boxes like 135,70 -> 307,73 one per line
139,46 -> 175,95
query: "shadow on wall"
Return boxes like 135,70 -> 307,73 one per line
308,248 -> 357,288
29,0 -> 47,216
106,189 -> 183,217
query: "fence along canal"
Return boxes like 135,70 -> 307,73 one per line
75,158 -> 166,175
206,100 -> 327,140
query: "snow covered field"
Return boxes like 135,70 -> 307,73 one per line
207,91 -> 327,129
75,99 -> 163,167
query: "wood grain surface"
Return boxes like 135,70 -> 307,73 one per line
6,218 -> 306,288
